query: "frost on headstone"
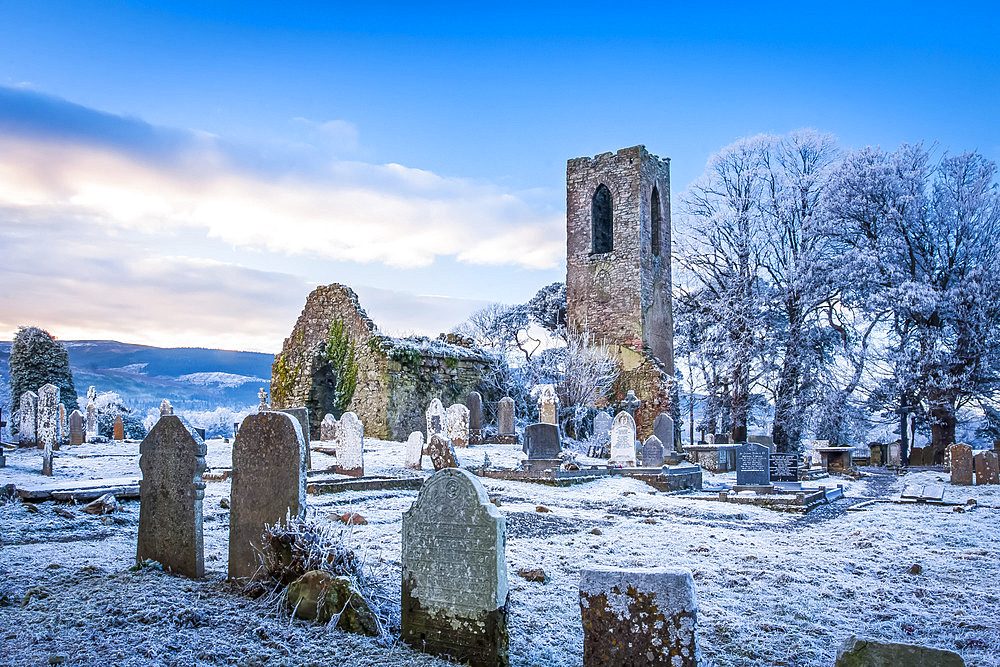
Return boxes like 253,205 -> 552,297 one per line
653,412 -> 675,452
18,391 -> 38,447
641,435 -> 664,467
320,413 -> 338,441
37,384 -> 60,453
535,384 -> 559,425
159,399 -> 173,417
466,392 -> 484,444
426,398 -> 447,442
428,434 -> 458,471
496,396 -> 517,443
279,407 -> 312,470
137,415 -> 207,578
405,431 -> 424,470
68,409 -> 84,446
524,423 -> 560,460
974,450 -> 999,485
580,566 -> 700,667
949,443 -> 973,486
447,403 -> 470,448
608,412 -> 637,466
335,411 -> 364,477
85,387 -> 97,441
402,468 -> 509,667
228,412 -> 306,580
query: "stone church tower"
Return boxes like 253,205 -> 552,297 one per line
566,145 -> 674,437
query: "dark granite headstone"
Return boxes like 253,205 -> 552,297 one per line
736,443 -> 770,486
466,392 -> 483,431
653,413 -> 675,452
769,453 -> 799,483
641,435 -> 665,467
402,468 -> 508,667
137,415 -> 207,578
228,412 -> 306,580
525,423 -> 560,459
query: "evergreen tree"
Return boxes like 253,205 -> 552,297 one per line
8,327 -> 79,429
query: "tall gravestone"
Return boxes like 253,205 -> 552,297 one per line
428,434 -> 458,471
280,407 -> 312,470
320,413 -> 338,441
37,384 -> 60,452
608,412 -> 637,466
137,415 -> 207,578
737,443 -> 770,486
888,441 -> 901,467
113,414 -> 125,441
447,403 -> 470,448
405,431 -> 424,470
57,403 -> 66,446
524,423 -> 560,459
85,386 -> 97,441
580,566 -> 699,667
536,384 -> 559,425
591,411 -> 613,456
466,392 -> 484,444
228,412 -> 306,580
68,410 -> 84,446
641,435 -> 664,467
975,451 -> 999,485
653,413 -> 675,453
426,398 -> 448,442
496,397 -> 516,443
18,391 -> 38,447
335,411 -> 364,477
949,443 -> 973,486
402,468 -> 509,667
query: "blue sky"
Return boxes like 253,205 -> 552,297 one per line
1,1 -> 997,352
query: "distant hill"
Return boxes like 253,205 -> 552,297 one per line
0,340 -> 273,417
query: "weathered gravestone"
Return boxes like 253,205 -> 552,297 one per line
869,443 -> 884,467
608,412 -> 637,466
137,415 -> 207,578
159,399 -> 173,417
536,384 -> 558,425
228,412 -> 306,580
426,398 -> 448,442
949,443 -> 973,486
280,407 -> 312,470
466,392 -> 484,444
58,403 -> 66,445
769,452 -> 799,483
496,396 -> 516,443
447,403 -> 470,448
524,423 -> 560,459
580,566 -> 699,667
427,434 -> 458,471
974,450 -> 999,485
68,410 -> 84,446
37,384 -> 60,452
85,387 -> 97,441
18,391 -> 38,447
737,443 -> 770,486
888,441 -> 901,467
113,414 -> 125,441
402,468 -> 508,667
320,413 -> 338,441
335,411 -> 364,477
835,635 -> 965,667
594,411 -> 613,442
257,387 -> 269,412
641,435 -> 665,467
653,413 -> 675,453
909,445 -> 926,467
405,431 -> 424,470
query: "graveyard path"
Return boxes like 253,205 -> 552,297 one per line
792,469 -> 900,527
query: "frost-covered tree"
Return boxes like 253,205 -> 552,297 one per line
527,282 -> 567,334
9,327 -> 79,435
455,303 -> 540,361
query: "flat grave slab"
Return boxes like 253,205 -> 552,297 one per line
16,476 -> 141,501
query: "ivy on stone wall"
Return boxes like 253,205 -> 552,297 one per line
271,353 -> 299,406
320,319 -> 358,416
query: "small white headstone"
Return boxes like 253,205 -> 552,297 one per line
535,384 -> 559,425
447,403 -> 470,448
609,412 -> 637,466
335,412 -> 364,477
405,431 -> 424,470
426,398 -> 448,441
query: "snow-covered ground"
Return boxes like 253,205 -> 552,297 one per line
2,437 -> 999,666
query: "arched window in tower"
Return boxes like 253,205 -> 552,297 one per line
591,184 -> 613,254
650,185 -> 662,256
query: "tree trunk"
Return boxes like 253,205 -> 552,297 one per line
928,386 -> 956,464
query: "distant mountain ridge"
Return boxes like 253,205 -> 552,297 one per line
0,339 -> 274,415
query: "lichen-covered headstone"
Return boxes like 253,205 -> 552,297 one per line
228,412 -> 306,580
580,566 -> 699,666
466,392 -> 484,444
974,450 -> 998,485
405,431 -> 424,470
524,423 -> 560,459
159,399 -> 173,417
137,415 -> 207,578
427,434 -> 458,471
58,403 -> 66,446
608,412 -> 637,466
834,635 -> 966,667
402,468 -> 509,667
280,407 -> 312,470
641,435 -> 664,467
447,403 -> 470,448
497,396 -> 515,441
536,384 -> 558,425
320,413 -> 338,441
335,411 -> 364,477
37,384 -> 60,453
426,398 -> 448,442
68,410 -> 84,446
653,413 -> 675,452
85,387 -> 97,441
949,443 -> 973,486
257,387 -> 269,412
113,414 -> 125,441
18,391 -> 38,447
